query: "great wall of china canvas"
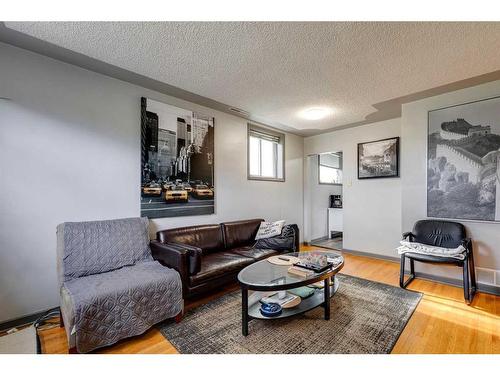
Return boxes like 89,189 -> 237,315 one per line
428,96 -> 500,222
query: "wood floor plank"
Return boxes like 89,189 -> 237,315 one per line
37,246 -> 500,354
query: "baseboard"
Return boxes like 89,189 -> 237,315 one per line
406,271 -> 500,296
310,236 -> 329,243
0,307 -> 59,332
340,248 -> 500,297
341,248 -> 400,263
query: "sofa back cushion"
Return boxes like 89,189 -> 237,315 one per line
222,219 -> 264,249
56,217 -> 152,285
157,224 -> 224,254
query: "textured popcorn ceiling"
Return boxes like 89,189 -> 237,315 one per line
5,22 -> 500,135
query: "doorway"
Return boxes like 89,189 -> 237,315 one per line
307,152 -> 343,251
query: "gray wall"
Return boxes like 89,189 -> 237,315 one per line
305,83 -> 500,286
304,118 -> 402,257
0,42 -> 304,323
401,80 -> 500,283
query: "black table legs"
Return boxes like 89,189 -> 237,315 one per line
324,277 -> 330,320
242,287 -> 249,336
241,276 -> 338,335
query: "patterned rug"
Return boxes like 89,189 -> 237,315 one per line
158,274 -> 421,354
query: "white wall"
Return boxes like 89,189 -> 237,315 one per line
0,42 -> 304,323
304,118 -> 402,257
308,155 -> 342,240
401,80 -> 500,280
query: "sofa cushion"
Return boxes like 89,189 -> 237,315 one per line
222,219 -> 264,249
61,261 -> 182,353
189,252 -> 253,286
56,217 -> 152,284
229,246 -> 278,261
157,224 -> 224,254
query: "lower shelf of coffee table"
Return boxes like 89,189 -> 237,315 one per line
247,281 -> 340,320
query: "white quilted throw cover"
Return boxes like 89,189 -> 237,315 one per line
397,240 -> 466,260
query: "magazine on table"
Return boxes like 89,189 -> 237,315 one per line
260,292 -> 297,307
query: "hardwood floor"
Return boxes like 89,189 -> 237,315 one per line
37,246 -> 500,354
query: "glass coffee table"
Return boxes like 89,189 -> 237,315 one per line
237,250 -> 344,336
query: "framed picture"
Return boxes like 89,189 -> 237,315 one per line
427,95 -> 500,222
140,97 -> 215,219
358,137 -> 399,179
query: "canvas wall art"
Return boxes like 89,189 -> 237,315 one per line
358,137 -> 399,179
427,96 -> 500,222
140,97 -> 215,218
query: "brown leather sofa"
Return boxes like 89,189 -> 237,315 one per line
150,219 -> 299,298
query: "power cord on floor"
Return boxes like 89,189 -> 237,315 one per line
33,308 -> 60,354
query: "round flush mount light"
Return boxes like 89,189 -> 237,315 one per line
299,107 -> 331,120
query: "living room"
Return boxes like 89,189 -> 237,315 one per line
1,1 -> 499,372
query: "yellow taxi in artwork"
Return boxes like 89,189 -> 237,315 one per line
165,185 -> 189,203
181,182 -> 193,193
142,182 -> 162,196
192,184 -> 214,199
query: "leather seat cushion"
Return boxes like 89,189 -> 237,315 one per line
229,246 -> 278,261
189,252 -> 253,286
157,224 -> 224,254
413,220 -> 465,248
222,219 -> 263,249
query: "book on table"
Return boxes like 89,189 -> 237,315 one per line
287,266 -> 315,277
260,292 -> 299,307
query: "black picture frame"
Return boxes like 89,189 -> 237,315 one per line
140,97 -> 215,219
426,95 -> 500,223
357,137 -> 400,179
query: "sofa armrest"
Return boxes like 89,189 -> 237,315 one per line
289,224 -> 300,252
150,241 -> 202,281
402,232 -> 414,241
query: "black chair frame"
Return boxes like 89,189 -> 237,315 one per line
399,226 -> 477,305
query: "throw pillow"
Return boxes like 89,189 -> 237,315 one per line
255,220 -> 286,240
254,224 -> 296,251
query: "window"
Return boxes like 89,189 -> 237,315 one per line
248,124 -> 285,181
319,152 -> 342,184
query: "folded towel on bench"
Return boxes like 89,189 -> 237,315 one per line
397,240 -> 466,260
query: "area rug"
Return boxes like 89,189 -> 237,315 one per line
158,274 -> 422,354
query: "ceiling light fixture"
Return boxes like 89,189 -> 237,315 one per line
300,107 -> 331,120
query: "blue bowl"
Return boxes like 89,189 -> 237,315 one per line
260,302 -> 282,317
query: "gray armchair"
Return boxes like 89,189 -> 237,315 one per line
56,217 -> 183,353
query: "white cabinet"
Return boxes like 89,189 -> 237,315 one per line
328,208 -> 343,235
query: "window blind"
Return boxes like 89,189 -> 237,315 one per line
248,129 -> 281,144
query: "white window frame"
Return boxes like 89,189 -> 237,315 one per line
247,123 -> 285,182
318,153 -> 342,185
